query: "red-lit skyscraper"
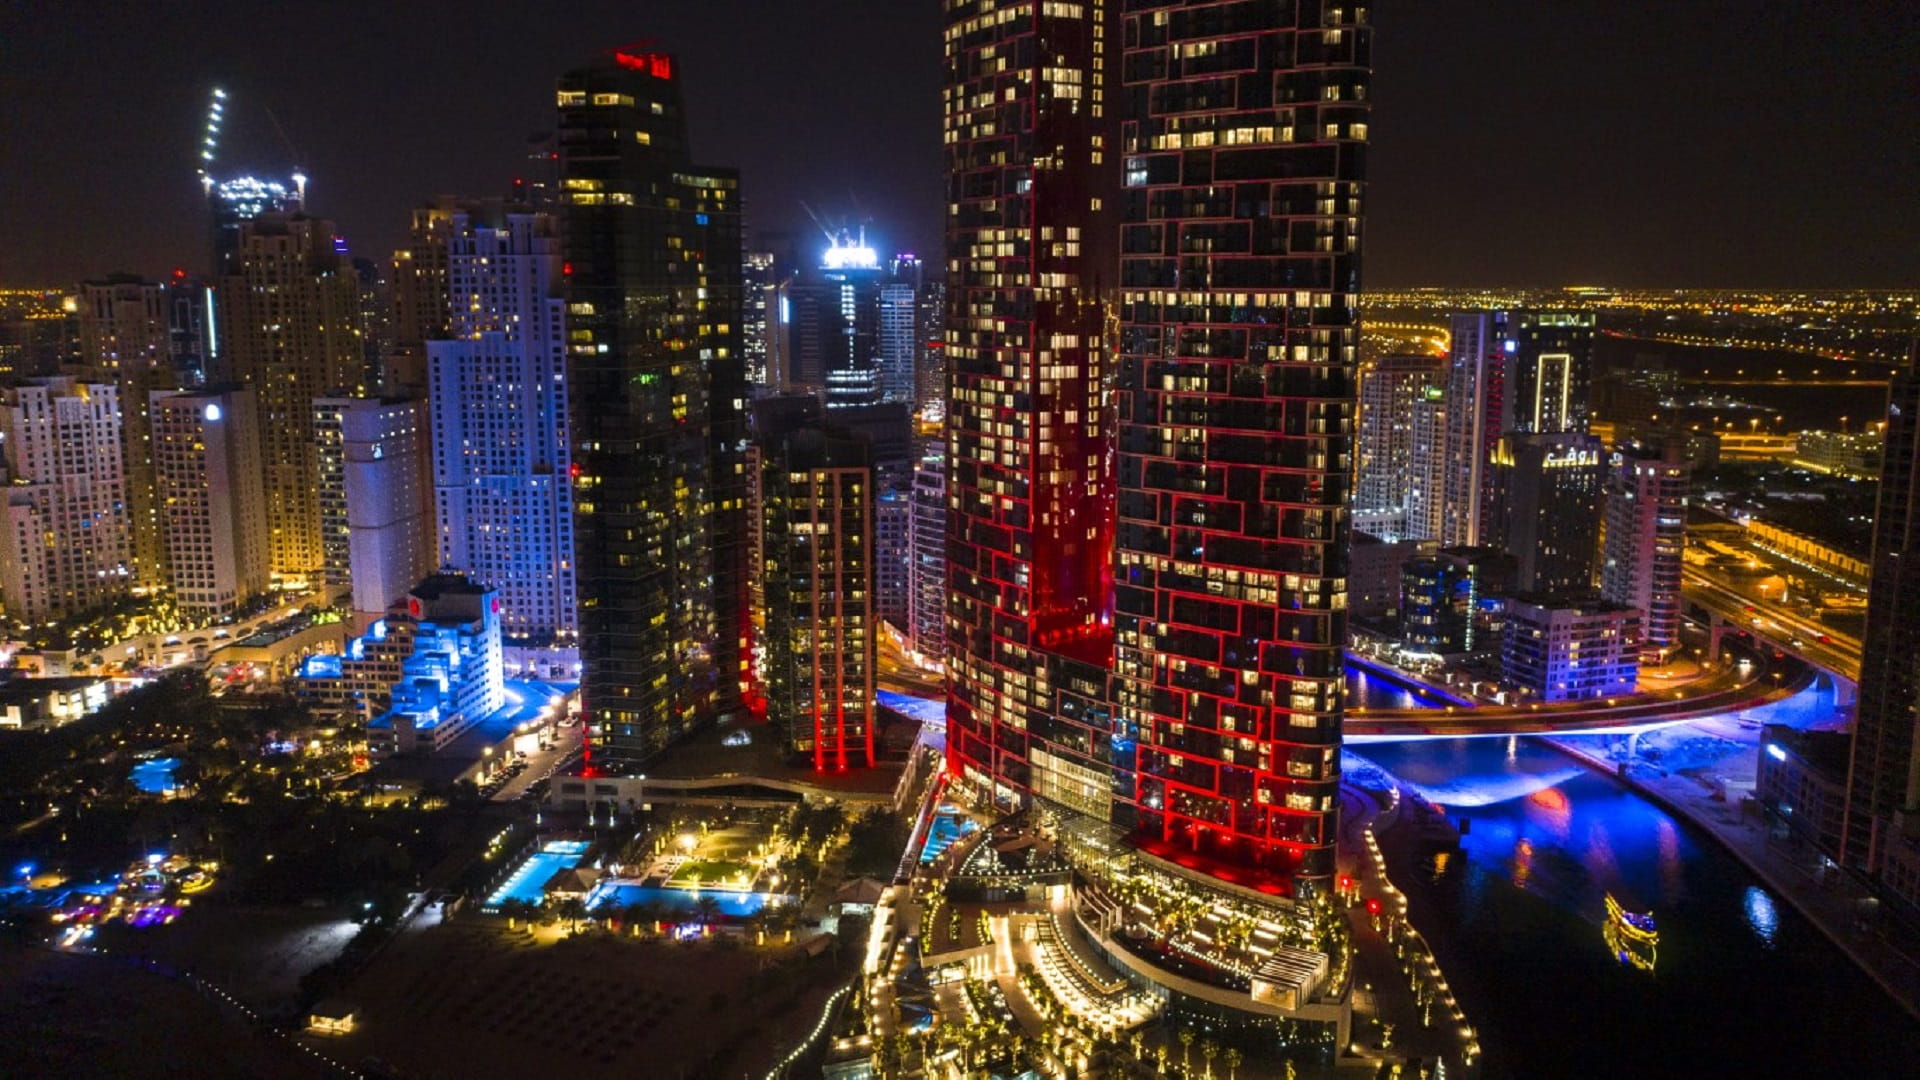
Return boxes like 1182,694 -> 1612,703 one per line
1111,2 -> 1370,888
942,0 -> 1121,809
942,0 -> 1370,893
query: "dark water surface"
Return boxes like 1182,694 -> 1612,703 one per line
1354,737 -> 1920,1078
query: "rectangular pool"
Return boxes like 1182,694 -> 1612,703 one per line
587,883 -> 785,920
486,840 -> 592,909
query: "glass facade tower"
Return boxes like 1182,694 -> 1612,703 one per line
559,50 -> 746,771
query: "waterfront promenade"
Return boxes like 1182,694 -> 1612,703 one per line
1544,735 -> 1920,1021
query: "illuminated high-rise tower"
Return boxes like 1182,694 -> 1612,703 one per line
942,0 -> 1120,810
559,48 -> 746,770
1844,349 -> 1920,883
1355,353 -> 1444,538
75,275 -> 178,590
215,213 -> 366,584
429,206 -> 577,649
1112,2 -> 1369,886
0,378 -> 131,622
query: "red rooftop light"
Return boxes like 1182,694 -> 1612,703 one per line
614,51 -> 672,79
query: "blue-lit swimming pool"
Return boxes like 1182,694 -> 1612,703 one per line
129,758 -> 181,794
587,883 -> 786,919
919,805 -> 975,864
486,839 -> 592,908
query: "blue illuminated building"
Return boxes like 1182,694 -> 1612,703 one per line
297,572 -> 503,756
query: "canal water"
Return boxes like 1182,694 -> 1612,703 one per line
1352,736 -> 1920,1077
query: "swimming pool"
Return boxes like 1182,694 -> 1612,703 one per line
919,805 -> 976,864
129,758 -> 181,794
486,839 -> 592,908
587,883 -> 786,919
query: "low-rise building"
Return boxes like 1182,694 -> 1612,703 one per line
0,676 -> 112,729
295,572 -> 502,757
1500,594 -> 1639,702
1754,723 -> 1850,858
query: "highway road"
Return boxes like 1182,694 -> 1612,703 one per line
1682,568 -> 1862,681
1346,643 -> 1809,738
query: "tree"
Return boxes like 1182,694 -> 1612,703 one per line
1179,1029 -> 1195,1073
552,895 -> 588,932
622,901 -> 648,937
1224,1046 -> 1243,1080
693,895 -> 723,930
1201,1038 -> 1218,1080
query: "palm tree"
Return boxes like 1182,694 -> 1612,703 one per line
622,901 -> 648,937
693,895 -> 723,931
1200,1038 -> 1218,1080
1179,1029 -> 1195,1074
1224,1046 -> 1243,1080
553,895 -> 588,932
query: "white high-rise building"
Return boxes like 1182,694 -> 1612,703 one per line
428,207 -> 576,648
1601,445 -> 1689,653
1441,313 -> 1504,547
150,388 -> 269,619
0,378 -> 131,622
880,276 -> 919,406
1355,354 -> 1444,532
313,396 -> 435,618
906,447 -> 946,666
1405,384 -> 1447,542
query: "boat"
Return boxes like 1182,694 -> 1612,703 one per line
1603,893 -> 1658,971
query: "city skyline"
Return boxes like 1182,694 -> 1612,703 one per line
1,3 -> 1915,287
3,5 -> 1920,1078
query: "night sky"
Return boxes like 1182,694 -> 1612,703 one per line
1,1 -> 1913,287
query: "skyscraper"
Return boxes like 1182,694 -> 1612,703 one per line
875,486 -> 911,631
1441,309 -> 1595,548
1112,2 -> 1369,884
1600,443 -> 1689,653
907,447 -> 947,666
1500,311 -> 1595,437
943,0 -> 1120,812
388,197 -> 459,398
150,388 -> 269,620
0,378 -> 131,622
216,213 -> 366,584
880,254 -> 923,406
559,48 -> 745,769
428,206 -> 577,649
76,275 -> 177,589
1405,382 -> 1447,542
760,428 -> 876,770
792,235 -> 885,408
1355,353 -> 1445,538
1843,350 -> 1920,878
1490,431 -> 1604,595
313,396 -> 435,618
1440,313 -> 1507,547
914,281 -> 947,419
743,249 -> 777,389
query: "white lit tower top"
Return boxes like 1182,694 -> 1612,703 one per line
197,87 -> 308,273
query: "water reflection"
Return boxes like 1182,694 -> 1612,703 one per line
1743,886 -> 1779,950
1357,735 -> 1920,1078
